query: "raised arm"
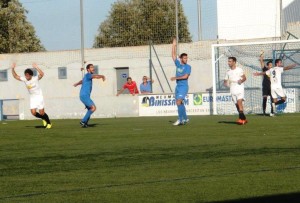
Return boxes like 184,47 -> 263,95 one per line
11,63 -> 21,81
283,63 -> 297,71
32,63 -> 44,80
259,51 -> 265,68
172,38 -> 177,61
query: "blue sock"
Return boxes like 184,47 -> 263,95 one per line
177,105 -> 183,121
182,104 -> 187,121
82,109 -> 93,123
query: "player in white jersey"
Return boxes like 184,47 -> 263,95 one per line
224,57 -> 247,125
12,63 -> 52,128
254,59 -> 296,114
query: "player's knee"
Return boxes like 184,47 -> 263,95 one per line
90,105 -> 96,112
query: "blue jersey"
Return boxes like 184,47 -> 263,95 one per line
175,59 -> 191,86
80,73 -> 93,96
140,81 -> 152,93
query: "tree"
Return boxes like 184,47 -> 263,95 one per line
0,0 -> 45,53
93,0 -> 191,48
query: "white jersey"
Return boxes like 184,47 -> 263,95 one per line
20,76 -> 43,96
265,66 -> 284,89
224,67 -> 244,94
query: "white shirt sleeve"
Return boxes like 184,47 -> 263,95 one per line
20,76 -> 26,82
224,70 -> 229,80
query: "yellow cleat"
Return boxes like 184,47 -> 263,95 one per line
42,120 -> 47,127
45,123 -> 52,129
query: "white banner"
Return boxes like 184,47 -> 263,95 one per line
138,89 -> 297,116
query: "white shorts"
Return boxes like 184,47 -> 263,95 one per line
271,87 -> 286,99
30,95 -> 45,110
231,91 -> 244,104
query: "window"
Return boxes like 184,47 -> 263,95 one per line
0,70 -> 8,82
32,69 -> 37,76
58,67 -> 67,79
94,65 -> 99,75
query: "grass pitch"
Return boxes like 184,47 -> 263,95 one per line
0,114 -> 300,202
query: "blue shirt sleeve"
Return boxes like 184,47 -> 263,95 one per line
185,65 -> 191,75
175,59 -> 181,68
87,73 -> 93,80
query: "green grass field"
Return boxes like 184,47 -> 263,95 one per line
0,114 -> 300,202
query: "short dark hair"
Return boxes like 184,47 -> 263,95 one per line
86,64 -> 93,70
179,53 -> 187,58
275,59 -> 282,65
228,57 -> 237,62
24,69 -> 33,76
266,61 -> 272,66
127,77 -> 132,81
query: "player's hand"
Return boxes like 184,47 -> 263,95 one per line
11,63 -> 16,69
172,37 -> 176,45
32,63 -> 38,69
102,75 -> 106,81
253,72 -> 260,76
170,77 -> 176,81
260,50 -> 264,57
238,80 -> 242,85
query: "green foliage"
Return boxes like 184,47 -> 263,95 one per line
94,0 -> 192,48
0,0 -> 45,53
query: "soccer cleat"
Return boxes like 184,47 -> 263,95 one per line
82,124 -> 88,128
80,121 -> 85,126
270,113 -> 275,117
240,120 -> 248,125
42,120 -> 47,127
173,120 -> 182,126
45,123 -> 52,129
236,119 -> 243,124
182,119 -> 190,125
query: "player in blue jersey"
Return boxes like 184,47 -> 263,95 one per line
171,38 -> 191,126
73,64 -> 105,128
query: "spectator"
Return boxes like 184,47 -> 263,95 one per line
140,76 -> 154,94
116,77 -> 139,96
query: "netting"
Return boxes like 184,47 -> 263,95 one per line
212,39 -> 300,115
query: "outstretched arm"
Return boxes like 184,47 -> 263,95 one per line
32,63 -> 44,80
172,38 -> 177,61
259,51 -> 265,68
116,88 -> 125,96
284,63 -> 297,71
170,74 -> 189,81
92,74 -> 105,81
253,72 -> 266,76
73,80 -> 82,87
11,63 -> 21,81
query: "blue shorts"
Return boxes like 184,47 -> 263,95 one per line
80,95 -> 95,109
175,85 -> 188,100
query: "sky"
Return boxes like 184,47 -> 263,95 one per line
19,0 -> 217,51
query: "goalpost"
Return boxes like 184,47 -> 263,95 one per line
211,39 -> 300,115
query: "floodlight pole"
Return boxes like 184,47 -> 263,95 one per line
197,0 -> 202,41
80,0 -> 85,77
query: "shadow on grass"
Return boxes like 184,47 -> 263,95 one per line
218,121 -> 237,125
209,192 -> 300,203
25,125 -> 45,128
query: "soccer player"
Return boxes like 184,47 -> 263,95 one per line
11,63 -> 52,128
116,77 -> 139,96
171,38 -> 191,126
224,57 -> 247,125
73,64 -> 105,128
259,51 -> 274,116
254,59 -> 296,114
140,76 -> 154,94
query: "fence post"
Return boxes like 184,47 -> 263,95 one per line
0,100 -> 3,121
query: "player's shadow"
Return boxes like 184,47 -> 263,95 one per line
218,121 -> 238,125
25,125 -> 46,128
209,191 -> 300,203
